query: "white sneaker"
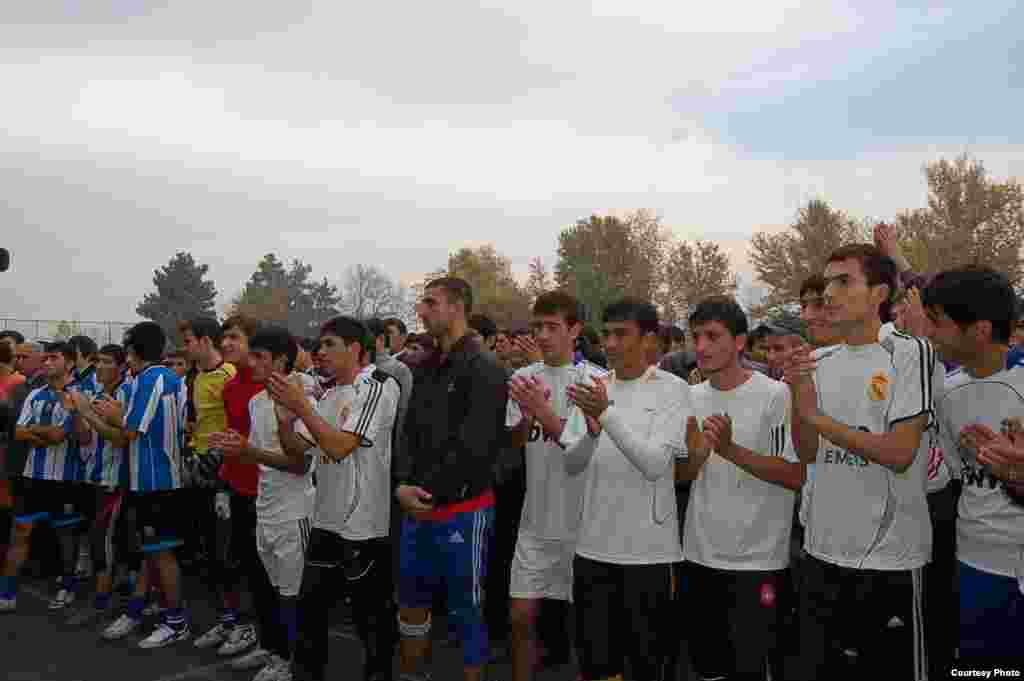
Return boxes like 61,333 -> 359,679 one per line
49,588 -> 76,610
253,655 -> 292,681
230,647 -> 271,670
219,623 -> 258,657
194,622 -> 234,649
139,621 -> 191,649
0,596 -> 16,613
102,614 -> 141,640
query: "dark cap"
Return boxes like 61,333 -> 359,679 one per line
764,316 -> 808,340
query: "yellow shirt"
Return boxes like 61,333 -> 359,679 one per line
190,362 -> 237,455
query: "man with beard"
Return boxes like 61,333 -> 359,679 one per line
395,278 -> 508,681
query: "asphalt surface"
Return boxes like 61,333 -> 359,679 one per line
0,571 -> 587,681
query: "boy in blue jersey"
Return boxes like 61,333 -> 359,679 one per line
66,335 -> 102,584
65,344 -> 134,626
89,322 -> 191,648
0,342 -> 94,612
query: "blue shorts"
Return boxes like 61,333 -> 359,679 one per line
398,507 -> 494,666
959,561 -> 1023,659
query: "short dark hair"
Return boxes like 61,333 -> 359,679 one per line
221,314 -> 259,339
365,318 -> 387,339
688,296 -> 749,338
799,274 -> 826,299
468,314 -> 498,339
602,299 -> 659,336
67,335 -> 98,361
669,325 -> 686,343
250,325 -> 299,373
533,291 -> 582,326
747,325 -> 771,351
827,244 -> 899,322
43,341 -> 76,365
299,337 -> 318,352
188,317 -> 224,346
320,316 -> 367,347
0,330 -> 25,345
425,277 -> 473,315
382,317 -> 408,336
123,321 -> 167,363
98,344 -> 126,366
922,266 -> 1015,345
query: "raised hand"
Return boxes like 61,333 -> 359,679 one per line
703,414 -> 734,458
567,377 -> 610,421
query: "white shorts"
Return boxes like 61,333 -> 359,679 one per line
256,518 -> 311,597
509,533 -> 574,602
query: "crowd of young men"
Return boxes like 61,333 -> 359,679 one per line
1,244 -> 1023,681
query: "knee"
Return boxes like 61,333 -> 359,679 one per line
509,600 -> 537,632
11,521 -> 33,544
398,608 -> 431,639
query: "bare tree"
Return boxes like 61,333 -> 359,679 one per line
340,264 -> 407,320
662,240 -> 736,322
524,256 -> 553,303
895,154 -> 1024,284
748,199 -> 866,312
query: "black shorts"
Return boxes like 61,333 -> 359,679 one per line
127,489 -> 184,540
572,555 -> 676,681
13,478 -> 96,523
683,561 -> 789,679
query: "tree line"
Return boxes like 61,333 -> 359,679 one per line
135,154 -> 1024,344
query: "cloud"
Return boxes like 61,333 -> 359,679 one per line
0,1 -> 1020,325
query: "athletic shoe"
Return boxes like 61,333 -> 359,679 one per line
230,647 -> 271,670
139,621 -> 191,649
0,596 -> 16,613
253,655 -> 292,681
102,614 -> 141,640
194,622 -> 234,649
48,588 -> 76,610
66,604 -> 110,627
219,623 -> 258,656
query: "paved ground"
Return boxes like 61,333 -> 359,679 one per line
0,572 -> 586,681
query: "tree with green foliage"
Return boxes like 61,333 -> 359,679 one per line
136,251 -> 218,343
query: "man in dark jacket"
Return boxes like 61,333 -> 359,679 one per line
394,277 -> 509,681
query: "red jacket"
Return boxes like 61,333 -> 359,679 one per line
219,366 -> 264,497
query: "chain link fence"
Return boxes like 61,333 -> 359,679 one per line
0,319 -> 136,344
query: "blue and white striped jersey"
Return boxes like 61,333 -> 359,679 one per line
17,385 -> 81,482
123,365 -> 187,492
68,367 -> 102,482
86,380 -> 134,488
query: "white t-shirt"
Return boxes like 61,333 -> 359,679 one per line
803,332 -> 940,571
572,366 -> 690,565
935,365 -> 1024,577
249,389 -> 316,525
506,360 -> 610,542
298,373 -> 399,541
684,371 -> 798,571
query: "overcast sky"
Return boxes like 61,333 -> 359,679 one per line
1,1 -> 1022,323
